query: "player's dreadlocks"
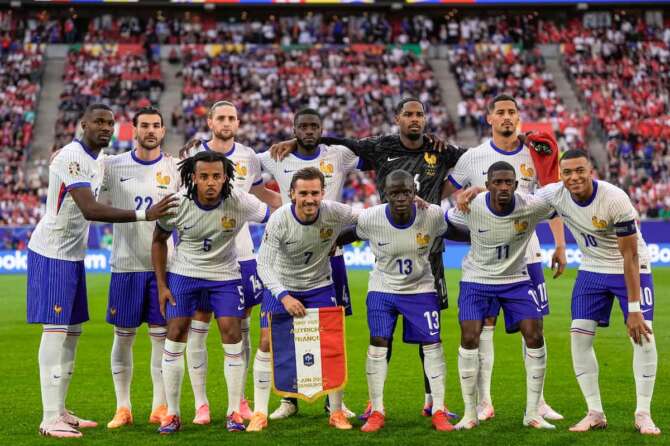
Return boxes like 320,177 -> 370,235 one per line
178,150 -> 235,201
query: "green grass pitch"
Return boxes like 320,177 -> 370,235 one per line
0,269 -> 667,445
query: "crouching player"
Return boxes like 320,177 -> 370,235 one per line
151,151 -> 270,434
249,167 -> 358,432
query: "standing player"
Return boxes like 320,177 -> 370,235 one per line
340,170 -> 461,432
533,150 -> 659,435
180,101 -> 281,423
271,98 -> 465,417
250,167 -> 359,432
151,151 -> 270,434
445,94 -> 565,421
100,107 -> 181,428
257,108 -> 362,419
447,162 -> 558,430
27,103 -> 177,438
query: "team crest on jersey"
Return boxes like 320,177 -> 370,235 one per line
319,160 -> 334,177
520,164 -> 534,182
221,216 -> 237,231
156,172 -> 171,189
423,152 -> 437,177
320,228 -> 334,241
54,304 -> 62,314
592,216 -> 608,230
416,233 -> 430,247
514,219 -> 529,234
234,162 -> 247,179
68,161 -> 81,176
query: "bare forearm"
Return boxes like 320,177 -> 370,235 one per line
548,216 -> 566,247
623,251 -> 641,303
252,185 -> 282,210
84,202 -> 137,223
152,238 -> 169,288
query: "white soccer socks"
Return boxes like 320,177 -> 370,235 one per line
477,326 -> 494,405
571,319 -> 603,413
111,327 -> 137,410
186,320 -> 210,409
223,341 -> 244,415
422,343 -> 446,412
524,345 -> 547,418
631,321 -> 657,415
458,347 -> 480,420
148,326 -> 168,411
240,316 -> 251,399
60,324 -> 82,416
39,325 -> 68,424
366,345 -> 388,414
162,339 -> 186,417
253,349 -> 272,415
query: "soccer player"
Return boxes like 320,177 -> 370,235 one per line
151,150 -> 270,434
340,170 -> 461,433
180,101 -> 281,423
445,94 -> 565,421
100,107 -> 180,428
27,103 -> 177,438
250,167 -> 358,432
271,98 -> 465,418
257,108 -> 362,419
447,161 -> 558,430
533,150 -> 659,435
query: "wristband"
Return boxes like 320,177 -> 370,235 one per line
628,301 -> 641,313
135,210 -> 146,221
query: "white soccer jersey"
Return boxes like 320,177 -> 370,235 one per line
448,139 -> 550,264
99,150 -> 180,272
29,139 -> 106,261
157,188 -> 269,281
257,200 -> 358,298
447,192 -> 556,284
184,141 -> 263,261
535,180 -> 650,274
257,144 -> 361,203
357,204 -> 449,294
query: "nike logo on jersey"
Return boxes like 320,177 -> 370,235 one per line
477,229 -> 489,233
283,169 -> 296,173
387,156 -> 401,162
183,225 -> 195,230
481,171 -> 488,175
378,242 -> 391,246
286,240 -> 298,245
120,177 -> 133,182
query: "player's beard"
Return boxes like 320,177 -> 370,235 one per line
214,129 -> 235,143
499,129 -> 515,138
297,137 -> 318,152
138,137 -> 161,150
404,131 -> 422,141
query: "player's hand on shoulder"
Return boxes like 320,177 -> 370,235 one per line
178,138 -> 200,159
627,311 -> 652,345
456,186 -> 485,213
425,133 -> 445,152
281,295 -> 307,318
269,139 -> 297,161
414,196 -> 429,210
146,194 -> 179,221
158,286 -> 176,318
551,246 -> 567,279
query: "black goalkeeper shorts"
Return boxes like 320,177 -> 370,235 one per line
429,237 -> 448,309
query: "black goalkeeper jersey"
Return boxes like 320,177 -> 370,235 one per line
321,135 -> 466,204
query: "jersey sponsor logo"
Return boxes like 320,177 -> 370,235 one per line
514,219 -> 529,234
591,216 -> 608,230
221,216 -> 237,231
423,152 -> 438,177
320,228 -> 334,241
319,160 -> 334,177
120,177 -> 133,182
54,304 -> 62,314
68,161 -> 81,176
155,172 -> 171,189
416,233 -> 430,248
234,162 -> 248,179
520,163 -> 535,181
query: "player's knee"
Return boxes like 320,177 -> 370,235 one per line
370,336 -> 389,348
193,310 -> 212,323
522,330 -> 544,349
483,316 -> 497,326
460,331 -> 479,349
167,319 -> 190,342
